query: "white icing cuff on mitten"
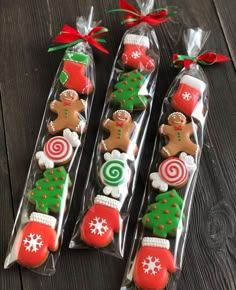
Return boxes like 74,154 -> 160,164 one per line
180,75 -> 206,94
142,237 -> 170,249
94,195 -> 121,211
123,34 -> 150,48
30,212 -> 57,229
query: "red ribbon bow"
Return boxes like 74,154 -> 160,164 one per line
48,25 -> 109,54
108,0 -> 174,27
173,51 -> 230,69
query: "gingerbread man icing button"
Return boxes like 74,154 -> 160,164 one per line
100,110 -> 138,156
159,112 -> 199,158
48,89 -> 86,134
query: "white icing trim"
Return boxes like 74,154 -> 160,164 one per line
94,195 -> 121,210
123,34 -> 150,48
30,212 -> 57,229
142,237 -> 170,249
180,75 -> 206,94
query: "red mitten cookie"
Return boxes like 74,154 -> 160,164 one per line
122,34 -> 155,71
16,212 -> 58,268
159,112 -> 199,157
171,75 -> 206,117
100,110 -> 138,156
80,195 -> 122,247
48,89 -> 86,134
133,237 -> 176,290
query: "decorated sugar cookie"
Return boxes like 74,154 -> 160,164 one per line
111,69 -> 148,111
150,153 -> 196,191
36,129 -> 80,169
100,110 -> 138,156
100,150 -> 131,198
159,112 -> 199,158
27,166 -> 71,214
48,89 -> 86,134
16,212 -> 58,268
142,190 -> 184,237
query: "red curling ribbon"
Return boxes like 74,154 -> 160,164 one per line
173,51 -> 231,69
107,0 -> 175,27
48,25 -> 109,54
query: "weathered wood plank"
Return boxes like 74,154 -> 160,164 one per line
213,0 -> 236,70
0,93 -> 22,290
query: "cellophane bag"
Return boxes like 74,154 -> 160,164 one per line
70,0 -> 174,258
121,28 -> 230,290
4,8 -> 108,275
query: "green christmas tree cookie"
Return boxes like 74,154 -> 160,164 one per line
142,189 -> 184,238
111,69 -> 148,111
27,166 -> 71,214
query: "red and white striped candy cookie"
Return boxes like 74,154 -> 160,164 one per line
44,136 -> 73,164
159,157 -> 188,188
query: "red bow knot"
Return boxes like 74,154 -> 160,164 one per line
48,25 -> 109,54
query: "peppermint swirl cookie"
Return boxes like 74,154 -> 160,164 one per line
100,150 -> 131,199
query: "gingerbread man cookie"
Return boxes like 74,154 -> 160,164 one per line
100,110 -> 138,156
159,112 -> 199,157
48,89 -> 86,134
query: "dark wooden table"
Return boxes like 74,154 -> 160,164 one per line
1,0 -> 236,289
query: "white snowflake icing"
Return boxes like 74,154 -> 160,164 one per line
142,256 -> 162,275
89,217 -> 109,236
182,92 -> 192,101
23,233 -> 43,252
131,51 -> 141,59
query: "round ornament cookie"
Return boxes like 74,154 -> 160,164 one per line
100,150 -> 131,198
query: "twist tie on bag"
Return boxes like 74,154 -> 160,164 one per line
107,0 -> 176,26
173,51 -> 230,69
48,25 -> 109,54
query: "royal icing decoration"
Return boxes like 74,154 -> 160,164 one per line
27,167 -> 71,214
142,190 -> 184,237
48,89 -> 86,134
159,112 -> 199,158
100,110 -> 138,157
36,129 -> 80,169
100,150 -> 131,198
16,212 -> 58,268
111,69 -> 148,111
150,153 -> 196,191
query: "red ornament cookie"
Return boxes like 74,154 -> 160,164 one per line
133,237 -> 176,290
16,212 -> 58,268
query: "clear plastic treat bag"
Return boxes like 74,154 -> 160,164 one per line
4,7 -> 109,275
121,28 -> 230,290
70,0 -> 175,258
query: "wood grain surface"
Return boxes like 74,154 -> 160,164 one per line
0,0 -> 236,289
